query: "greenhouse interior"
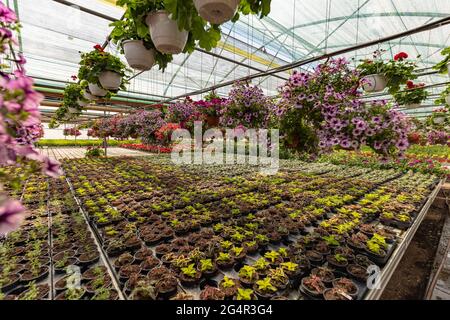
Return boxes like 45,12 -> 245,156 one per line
2,0 -> 450,302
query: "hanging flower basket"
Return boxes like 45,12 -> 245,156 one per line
433,116 -> 446,124
206,115 -> 220,127
123,40 -> 156,71
193,0 -> 240,25
361,74 -> 387,92
76,99 -> 88,107
99,71 -> 122,90
88,83 -> 108,97
83,91 -> 96,101
146,10 -> 188,55
445,93 -> 450,106
447,62 -> 450,77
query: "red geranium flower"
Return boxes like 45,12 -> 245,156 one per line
94,44 -> 104,52
71,75 -> 78,81
394,52 -> 408,61
406,80 -> 415,89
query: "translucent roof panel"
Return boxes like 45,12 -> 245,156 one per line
14,0 -> 450,116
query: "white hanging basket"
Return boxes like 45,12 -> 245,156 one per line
83,91 -> 96,101
361,74 -> 387,92
445,93 -> 450,106
193,0 -> 240,25
146,10 -> 188,55
68,107 -> 80,114
433,116 -> 446,125
88,83 -> 108,97
447,62 -> 450,78
403,103 -> 420,110
77,99 -> 88,107
123,40 -> 156,71
99,71 -> 122,90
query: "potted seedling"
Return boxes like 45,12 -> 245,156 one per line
179,264 -> 202,287
155,274 -> 179,299
140,255 -> 160,272
253,277 -> 277,300
216,252 -> 235,270
305,250 -> 323,266
219,276 -> 241,299
131,280 -> 158,300
231,246 -> 246,262
199,286 -> 225,300
238,265 -> 259,287
301,275 -> 326,298
323,287 -> 353,300
332,277 -> 359,299
311,266 -> 335,286
346,264 -> 368,283
280,261 -> 302,280
198,259 -> 218,278
92,287 -> 119,300
327,253 -> 348,270
268,267 -> 289,290
56,287 -> 86,300
18,282 -> 50,300
264,250 -> 283,267
114,252 -> 134,269
234,288 -> 258,301
253,258 -> 270,278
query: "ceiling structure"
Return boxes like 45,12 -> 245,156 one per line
11,0 -> 450,120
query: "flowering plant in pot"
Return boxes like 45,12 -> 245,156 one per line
155,123 -> 182,146
220,81 -> 273,128
196,91 -> 226,127
427,130 -> 449,146
426,108 -> 449,130
277,58 -> 411,157
434,84 -> 450,108
115,0 -> 221,55
78,45 -> 129,96
52,83 -> 90,124
393,81 -> 428,108
357,50 -> 417,94
110,17 -> 172,71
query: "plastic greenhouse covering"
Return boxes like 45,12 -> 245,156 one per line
13,0 -> 450,118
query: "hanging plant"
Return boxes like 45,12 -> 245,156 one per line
432,46 -> 450,75
78,45 -> 129,97
434,84 -> 450,107
110,17 -> 172,71
357,50 -> 417,95
427,107 -> 449,126
115,0 -> 272,56
195,91 -> 227,127
220,81 -> 273,129
277,58 -> 411,157
393,81 -> 428,108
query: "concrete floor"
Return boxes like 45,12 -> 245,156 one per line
39,147 -> 150,160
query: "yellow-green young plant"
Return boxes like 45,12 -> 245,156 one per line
236,288 -> 255,300
199,259 -> 214,272
264,251 -> 280,263
255,277 -> 277,293
239,265 -> 257,281
181,264 -> 197,278
220,276 -> 237,289
254,257 -> 270,271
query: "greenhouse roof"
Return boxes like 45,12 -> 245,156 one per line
14,0 -> 450,119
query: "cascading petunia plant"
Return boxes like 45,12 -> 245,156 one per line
220,81 -> 274,129
277,58 -> 411,157
0,1 -> 62,235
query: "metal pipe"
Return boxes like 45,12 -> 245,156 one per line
147,15 -> 450,105
51,0 -> 278,80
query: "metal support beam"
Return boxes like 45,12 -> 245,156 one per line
146,15 -> 450,105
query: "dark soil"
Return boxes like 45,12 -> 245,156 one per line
380,196 -> 448,300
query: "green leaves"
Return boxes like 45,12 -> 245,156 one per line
433,46 -> 450,74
